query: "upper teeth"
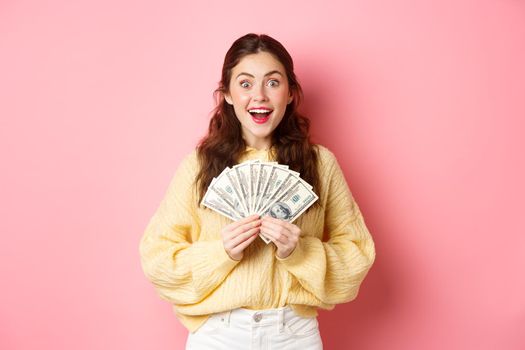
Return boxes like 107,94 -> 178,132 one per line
249,109 -> 271,113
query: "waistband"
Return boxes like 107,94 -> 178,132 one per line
212,306 -> 311,330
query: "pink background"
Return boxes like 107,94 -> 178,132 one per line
1,0 -> 524,349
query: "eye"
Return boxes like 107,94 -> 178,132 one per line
240,80 -> 251,88
267,79 -> 279,87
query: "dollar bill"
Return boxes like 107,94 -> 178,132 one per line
232,164 -> 250,214
201,183 -> 243,221
262,179 -> 318,223
255,165 -> 294,214
202,160 -> 316,244
253,163 -> 272,213
258,172 -> 300,215
249,162 -> 261,213
232,161 -> 257,214
225,169 -> 249,215
211,167 -> 247,217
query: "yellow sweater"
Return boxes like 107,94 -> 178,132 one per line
139,145 -> 376,332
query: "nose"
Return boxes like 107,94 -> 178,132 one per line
252,83 -> 268,102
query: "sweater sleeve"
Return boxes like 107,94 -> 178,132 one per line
276,151 -> 376,305
139,153 -> 239,305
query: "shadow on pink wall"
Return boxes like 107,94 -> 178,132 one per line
298,56 -> 399,348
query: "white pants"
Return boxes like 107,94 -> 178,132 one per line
185,306 -> 323,350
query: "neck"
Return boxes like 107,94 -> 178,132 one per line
244,136 -> 271,151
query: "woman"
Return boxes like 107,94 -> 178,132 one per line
139,33 -> 376,349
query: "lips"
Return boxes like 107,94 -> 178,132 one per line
251,111 -> 272,124
248,107 -> 273,124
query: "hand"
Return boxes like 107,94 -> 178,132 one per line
221,214 -> 261,261
260,216 -> 301,259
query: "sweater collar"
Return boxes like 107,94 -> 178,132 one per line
240,145 -> 276,162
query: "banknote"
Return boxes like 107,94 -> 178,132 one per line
202,160 -> 317,244
201,182 -> 243,221
225,169 -> 249,215
232,161 -> 255,215
255,165 -> 294,214
211,167 -> 247,217
257,172 -> 299,215
249,162 -> 260,213
253,163 -> 272,213
262,179 -> 318,223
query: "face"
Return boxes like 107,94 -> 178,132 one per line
224,51 -> 293,150
270,203 -> 290,220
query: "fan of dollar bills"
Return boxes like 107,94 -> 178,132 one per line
201,160 -> 318,244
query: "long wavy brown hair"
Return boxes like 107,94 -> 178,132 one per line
196,33 -> 319,204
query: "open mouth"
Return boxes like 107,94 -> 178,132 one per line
248,108 -> 273,124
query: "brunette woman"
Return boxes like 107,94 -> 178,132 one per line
140,33 -> 376,350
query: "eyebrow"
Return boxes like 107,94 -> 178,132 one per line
235,70 -> 284,79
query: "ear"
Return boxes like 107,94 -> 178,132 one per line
287,92 -> 294,105
224,92 -> 233,105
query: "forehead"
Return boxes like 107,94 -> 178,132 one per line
231,51 -> 286,77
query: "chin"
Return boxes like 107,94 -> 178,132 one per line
253,129 -> 274,139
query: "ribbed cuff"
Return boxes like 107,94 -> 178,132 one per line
275,236 -> 306,266
190,240 -> 240,293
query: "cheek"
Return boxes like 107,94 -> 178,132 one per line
228,86 -> 247,102
232,93 -> 251,107
230,86 -> 247,98
272,90 -> 291,106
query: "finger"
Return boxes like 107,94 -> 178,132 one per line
262,215 -> 295,231
229,226 -> 260,248
264,231 -> 287,251
261,220 -> 290,235
260,226 -> 289,245
231,219 -> 262,237
230,231 -> 259,256
223,218 -> 261,240
228,214 -> 261,230
262,216 -> 300,235
259,228 -> 279,244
